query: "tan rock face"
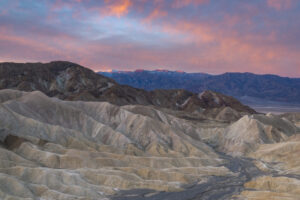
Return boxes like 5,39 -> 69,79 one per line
249,140 -> 300,175
225,115 -> 300,200
216,114 -> 299,156
0,89 -> 230,200
239,176 -> 300,200
1,89 -> 300,200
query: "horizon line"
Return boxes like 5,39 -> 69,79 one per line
1,60 -> 299,79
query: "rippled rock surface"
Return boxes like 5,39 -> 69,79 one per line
0,89 -> 299,200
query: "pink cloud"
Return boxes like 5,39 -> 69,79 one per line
143,8 -> 167,23
267,0 -> 293,10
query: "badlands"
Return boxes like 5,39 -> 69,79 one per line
0,62 -> 299,199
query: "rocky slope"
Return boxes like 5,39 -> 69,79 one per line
216,113 -> 299,156
0,89 -> 230,200
0,89 -> 300,199
0,61 -> 255,121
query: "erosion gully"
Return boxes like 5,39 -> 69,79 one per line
110,151 -> 299,200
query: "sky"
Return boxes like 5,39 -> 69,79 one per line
0,0 -> 300,77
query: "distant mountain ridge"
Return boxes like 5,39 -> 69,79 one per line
100,69 -> 210,91
99,70 -> 300,104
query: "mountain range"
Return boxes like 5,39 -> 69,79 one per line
100,70 -> 300,104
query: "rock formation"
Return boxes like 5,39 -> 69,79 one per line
0,89 -> 231,199
0,61 -> 300,200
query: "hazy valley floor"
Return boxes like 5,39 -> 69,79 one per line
251,105 -> 300,115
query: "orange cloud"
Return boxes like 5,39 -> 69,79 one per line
104,0 -> 132,17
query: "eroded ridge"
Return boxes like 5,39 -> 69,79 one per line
0,89 -> 300,200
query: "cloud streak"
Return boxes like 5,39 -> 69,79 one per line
0,0 -> 299,77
